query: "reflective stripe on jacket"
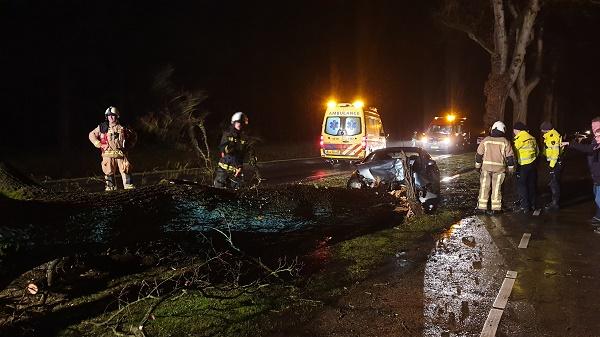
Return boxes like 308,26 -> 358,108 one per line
218,126 -> 247,168
476,136 -> 515,173
514,130 -> 538,166
542,129 -> 562,168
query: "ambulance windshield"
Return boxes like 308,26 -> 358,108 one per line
324,117 -> 362,136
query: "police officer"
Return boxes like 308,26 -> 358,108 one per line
89,106 -> 136,191
513,122 -> 539,213
475,121 -> 516,215
540,121 -> 563,211
214,112 -> 249,188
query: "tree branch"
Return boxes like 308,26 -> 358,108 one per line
440,19 -> 494,55
492,0 -> 508,71
507,0 -> 540,87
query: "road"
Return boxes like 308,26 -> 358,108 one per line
421,204 -> 600,337
41,153 -> 455,191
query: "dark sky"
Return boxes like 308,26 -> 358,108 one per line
1,0 -> 598,154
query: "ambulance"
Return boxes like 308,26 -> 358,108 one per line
320,100 -> 386,164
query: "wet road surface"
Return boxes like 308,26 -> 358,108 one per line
423,201 -> 600,337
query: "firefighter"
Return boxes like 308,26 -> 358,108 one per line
214,112 -> 249,189
540,121 -> 563,211
513,122 -> 539,213
475,121 -> 516,215
89,106 -> 136,191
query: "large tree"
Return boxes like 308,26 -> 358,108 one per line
440,0 -> 541,126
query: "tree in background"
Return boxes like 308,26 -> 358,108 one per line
139,65 -> 213,173
439,0 -> 541,126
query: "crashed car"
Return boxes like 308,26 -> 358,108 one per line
347,147 -> 441,212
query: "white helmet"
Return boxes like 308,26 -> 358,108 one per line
105,106 -> 120,117
491,121 -> 506,133
231,112 -> 248,125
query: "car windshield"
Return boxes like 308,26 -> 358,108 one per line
365,150 -> 420,162
428,125 -> 452,134
324,117 -> 362,136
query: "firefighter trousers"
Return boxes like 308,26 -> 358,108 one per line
101,156 -> 132,189
478,170 -> 506,211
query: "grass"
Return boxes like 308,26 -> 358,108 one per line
53,208 -> 462,337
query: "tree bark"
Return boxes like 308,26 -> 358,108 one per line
483,0 -> 540,127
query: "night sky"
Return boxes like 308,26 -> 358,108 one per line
1,0 -> 599,154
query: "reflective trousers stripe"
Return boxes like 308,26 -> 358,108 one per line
478,171 -> 506,210
218,162 -> 239,172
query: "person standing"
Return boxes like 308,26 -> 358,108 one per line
214,112 -> 249,189
540,121 -> 563,211
513,122 -> 539,213
475,121 -> 516,215
89,106 -> 136,191
562,117 -> 600,232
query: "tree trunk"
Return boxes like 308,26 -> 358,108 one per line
483,72 -> 509,126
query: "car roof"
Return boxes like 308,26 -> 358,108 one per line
373,146 -> 423,153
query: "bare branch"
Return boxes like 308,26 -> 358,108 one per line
507,0 -> 540,88
492,0 -> 508,71
440,19 -> 493,54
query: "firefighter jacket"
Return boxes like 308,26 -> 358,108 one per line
513,130 -> 538,166
476,135 -> 515,173
542,129 -> 562,168
218,126 -> 247,171
89,122 -> 136,159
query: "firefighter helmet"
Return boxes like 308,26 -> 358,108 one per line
491,121 -> 506,133
231,112 -> 248,125
105,106 -> 120,117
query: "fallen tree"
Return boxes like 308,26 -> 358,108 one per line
0,162 -> 404,290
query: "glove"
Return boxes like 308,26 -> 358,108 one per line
93,140 -> 101,148
515,172 -> 521,179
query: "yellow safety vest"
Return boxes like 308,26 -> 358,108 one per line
514,131 -> 538,165
542,129 -> 562,168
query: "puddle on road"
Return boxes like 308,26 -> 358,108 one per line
423,216 -> 507,336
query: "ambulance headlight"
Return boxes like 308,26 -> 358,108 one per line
420,136 -> 428,143
353,100 -> 364,108
442,137 -> 451,144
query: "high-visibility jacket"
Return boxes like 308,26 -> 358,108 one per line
514,130 -> 538,166
542,129 -> 562,168
475,136 -> 515,173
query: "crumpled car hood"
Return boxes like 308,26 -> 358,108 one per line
356,159 -> 406,183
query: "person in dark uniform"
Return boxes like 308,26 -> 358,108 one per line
213,112 -> 249,188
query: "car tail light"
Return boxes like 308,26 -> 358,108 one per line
320,136 -> 324,148
361,136 -> 367,149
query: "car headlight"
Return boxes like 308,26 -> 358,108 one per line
442,137 -> 451,144
420,136 -> 428,143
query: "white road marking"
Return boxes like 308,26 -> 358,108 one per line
431,154 -> 453,160
493,276 -> 517,309
533,209 -> 541,216
441,174 -> 461,183
518,233 -> 532,249
480,270 -> 518,336
480,308 -> 504,337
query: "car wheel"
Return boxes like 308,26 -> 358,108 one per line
347,177 -> 364,189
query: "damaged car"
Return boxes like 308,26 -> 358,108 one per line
347,147 -> 441,212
